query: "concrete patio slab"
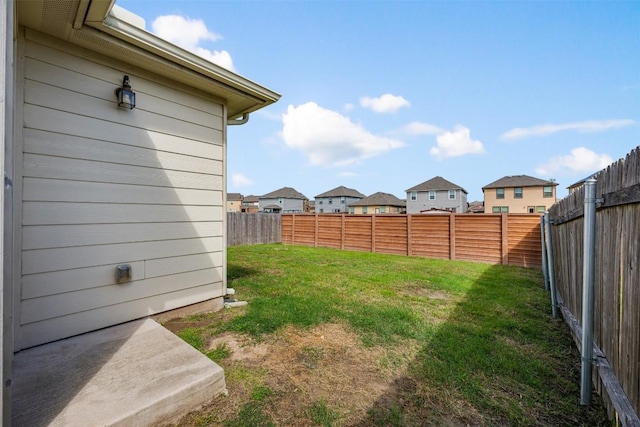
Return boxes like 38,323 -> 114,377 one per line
12,318 -> 226,427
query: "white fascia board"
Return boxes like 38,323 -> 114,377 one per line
83,4 -> 279,107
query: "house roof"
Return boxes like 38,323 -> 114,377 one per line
315,186 -> 365,198
349,192 -> 406,207
405,176 -> 468,194
227,193 -> 243,201
260,187 -> 308,200
568,172 -> 599,189
17,1 -> 280,120
262,204 -> 282,210
243,195 -> 260,203
482,175 -> 558,190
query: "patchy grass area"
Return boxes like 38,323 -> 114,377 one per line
167,244 -> 610,426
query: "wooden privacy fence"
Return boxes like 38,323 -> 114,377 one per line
548,146 -> 640,424
227,212 -> 281,246
282,213 -> 542,268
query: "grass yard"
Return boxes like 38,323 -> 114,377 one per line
166,244 -> 610,427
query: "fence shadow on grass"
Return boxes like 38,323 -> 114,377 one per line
350,263 -> 610,427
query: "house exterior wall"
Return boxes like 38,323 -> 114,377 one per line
484,185 -> 556,213
259,198 -> 304,213
16,33 -> 227,349
316,196 -> 361,213
351,205 -> 403,214
406,189 -> 467,213
226,200 -> 241,212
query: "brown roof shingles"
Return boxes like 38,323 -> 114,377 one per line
406,176 -> 467,193
482,175 -> 558,190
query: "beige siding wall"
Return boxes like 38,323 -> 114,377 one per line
484,185 -> 556,213
351,205 -> 403,214
17,34 -> 226,349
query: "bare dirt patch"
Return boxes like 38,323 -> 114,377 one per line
175,322 -> 420,426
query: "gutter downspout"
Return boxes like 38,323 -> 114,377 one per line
227,113 -> 249,126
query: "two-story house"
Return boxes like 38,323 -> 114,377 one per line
348,192 -> 406,214
259,187 -> 308,213
315,186 -> 365,213
482,175 -> 558,214
405,176 -> 468,213
241,195 -> 260,213
227,193 -> 243,212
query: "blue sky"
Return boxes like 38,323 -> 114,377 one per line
117,0 -> 639,202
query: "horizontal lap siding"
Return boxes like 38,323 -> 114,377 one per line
19,39 -> 226,348
410,216 -> 450,259
455,216 -> 502,263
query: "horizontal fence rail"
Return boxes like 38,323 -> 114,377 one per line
548,146 -> 640,425
227,212 -> 281,246
282,213 -> 542,268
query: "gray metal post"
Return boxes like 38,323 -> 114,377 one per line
540,215 -> 549,291
580,178 -> 597,405
544,211 -> 558,318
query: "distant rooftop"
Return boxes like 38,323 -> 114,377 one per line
315,186 -> 365,198
406,176 -> 467,194
349,192 -> 405,207
482,175 -> 558,190
260,187 -> 308,200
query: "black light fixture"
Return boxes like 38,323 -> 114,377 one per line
115,75 -> 136,109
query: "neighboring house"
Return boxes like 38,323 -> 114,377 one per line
305,199 -> 316,213
405,176 -> 468,213
348,192 -> 406,214
241,195 -> 260,213
315,186 -> 365,213
1,0 -> 279,422
568,172 -> 599,194
482,175 -> 558,213
259,187 -> 308,213
467,201 -> 485,213
227,193 -> 243,212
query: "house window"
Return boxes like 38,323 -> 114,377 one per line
496,188 -> 505,199
492,206 -> 509,213
278,198 -> 283,204
536,206 -> 546,213
319,208 -> 324,213
349,207 -> 354,214
328,198 -> 333,204
318,200 -> 323,205
448,190 -> 456,200
340,197 -> 345,203
410,192 -> 417,201
375,208 -> 380,214
334,208 -> 341,213
528,206 -> 535,213
429,191 -> 436,200
381,206 -> 386,213
514,187 -> 523,199
362,206 -> 367,214
543,186 -> 553,198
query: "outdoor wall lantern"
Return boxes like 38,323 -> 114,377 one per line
115,75 -> 136,109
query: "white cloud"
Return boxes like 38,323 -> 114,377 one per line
232,173 -> 254,187
151,15 -> 235,71
282,102 -> 405,167
501,119 -> 636,140
535,147 -> 613,176
360,94 -> 410,113
399,121 -> 444,136
430,125 -> 485,160
343,103 -> 355,112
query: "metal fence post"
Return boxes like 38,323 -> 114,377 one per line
581,178 -> 597,405
544,211 -> 558,318
540,215 -> 549,291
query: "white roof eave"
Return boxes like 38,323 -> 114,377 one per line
83,1 -> 279,117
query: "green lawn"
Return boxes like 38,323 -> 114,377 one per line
173,244 -> 610,426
